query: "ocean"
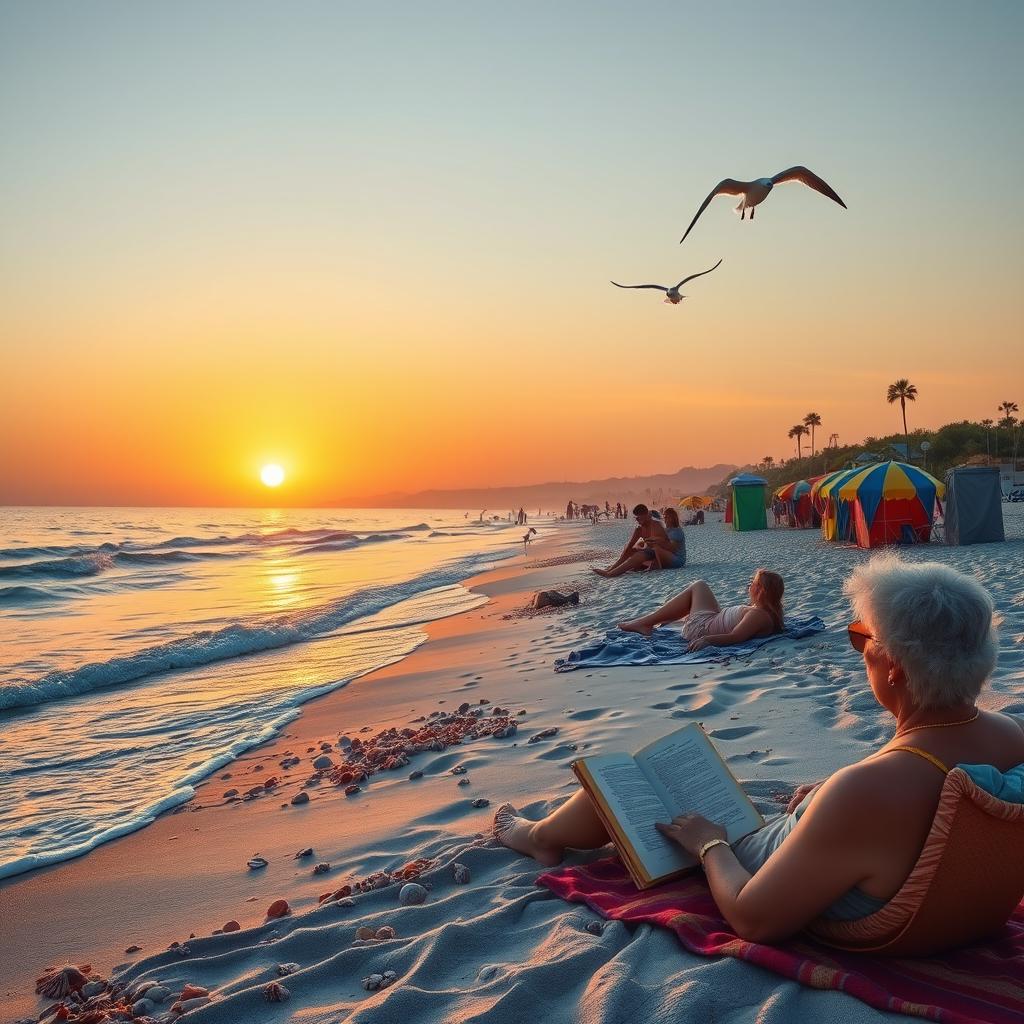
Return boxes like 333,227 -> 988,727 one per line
0,507 -> 537,881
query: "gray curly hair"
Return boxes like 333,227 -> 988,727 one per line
843,553 -> 998,710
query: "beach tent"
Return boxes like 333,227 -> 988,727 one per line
678,495 -> 705,510
814,468 -> 862,541
728,474 -> 767,531
837,461 -> 945,548
774,479 -> 814,527
943,466 -> 1005,546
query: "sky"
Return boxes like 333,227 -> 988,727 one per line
1,1 -> 1022,506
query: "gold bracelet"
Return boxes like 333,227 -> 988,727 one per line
697,838 -> 730,866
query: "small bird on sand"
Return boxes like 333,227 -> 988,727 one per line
679,166 -> 846,243
611,258 -> 722,304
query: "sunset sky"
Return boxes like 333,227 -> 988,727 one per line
2,1 -> 1022,506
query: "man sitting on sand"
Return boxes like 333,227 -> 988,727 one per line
618,570 -> 783,651
592,504 -> 672,578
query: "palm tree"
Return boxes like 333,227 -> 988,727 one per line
803,412 -> 822,456
762,455 -> 775,470
886,379 -> 918,456
788,423 -> 808,459
999,401 -> 1019,466
980,418 -> 994,460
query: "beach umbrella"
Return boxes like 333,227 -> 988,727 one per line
836,461 -> 945,528
774,479 -> 811,502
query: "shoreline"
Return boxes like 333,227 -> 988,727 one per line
0,525 -> 608,1015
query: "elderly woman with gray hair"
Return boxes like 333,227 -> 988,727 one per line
496,555 -> 1024,943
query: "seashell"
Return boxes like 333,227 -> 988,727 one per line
293,847 -> 314,859
450,764 -> 467,775
276,963 -> 299,977
452,863 -> 471,884
375,926 -> 396,940
290,792 -> 310,806
362,974 -> 384,991
248,856 -> 269,870
408,770 -> 423,781
355,926 -> 375,940
263,981 -> 290,1003
222,920 -> 241,932
313,862 -> 330,874
528,727 -> 559,744
344,784 -> 361,796
35,964 -> 92,999
313,755 -> 333,770
180,984 -> 209,1000
266,899 -> 290,919
398,882 -> 427,906
585,920 -> 604,935
171,995 -> 210,1014
471,797 -> 490,808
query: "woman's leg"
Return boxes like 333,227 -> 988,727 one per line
618,579 -> 720,635
494,789 -> 611,866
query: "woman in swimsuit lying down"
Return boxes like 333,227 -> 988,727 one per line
617,568 -> 784,652
495,556 -> 1024,942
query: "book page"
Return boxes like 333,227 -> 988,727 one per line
635,725 -> 764,842
579,753 -> 692,880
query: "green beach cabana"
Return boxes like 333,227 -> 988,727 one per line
729,474 -> 768,531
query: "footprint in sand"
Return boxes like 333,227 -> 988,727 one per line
707,725 -> 761,740
670,693 -> 723,717
565,707 -> 607,721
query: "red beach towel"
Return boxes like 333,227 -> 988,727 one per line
537,857 -> 1024,1024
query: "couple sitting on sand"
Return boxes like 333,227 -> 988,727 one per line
497,556 -> 1024,945
592,504 -> 685,577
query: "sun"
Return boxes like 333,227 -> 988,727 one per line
260,464 -> 286,488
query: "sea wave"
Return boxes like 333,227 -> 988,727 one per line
0,557 -> 495,712
0,585 -> 57,605
0,553 -> 114,580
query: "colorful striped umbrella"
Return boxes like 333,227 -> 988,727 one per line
774,479 -> 811,502
837,461 -> 945,527
678,495 -> 704,509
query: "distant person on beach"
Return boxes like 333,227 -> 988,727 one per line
496,557 -> 1024,946
592,504 -> 671,578
522,527 -> 537,553
618,569 -> 782,648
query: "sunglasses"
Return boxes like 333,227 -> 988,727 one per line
847,620 -> 875,654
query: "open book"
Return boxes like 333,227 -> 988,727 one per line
573,722 -> 765,889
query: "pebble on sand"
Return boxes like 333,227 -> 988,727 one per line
344,784 -> 361,796
247,856 -> 269,870
452,863 -> 471,884
277,963 -> 299,976
313,755 -> 333,770
471,797 -> 490,807
313,862 -> 331,874
266,899 -> 290,919
222,920 -> 241,932
398,882 -> 428,906
263,981 -> 290,1002
291,791 -> 310,805
375,926 -> 396,939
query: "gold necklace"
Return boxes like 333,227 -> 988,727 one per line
894,709 -> 979,739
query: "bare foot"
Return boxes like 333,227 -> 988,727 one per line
590,567 -> 610,578
493,803 -> 562,867
618,619 -> 653,636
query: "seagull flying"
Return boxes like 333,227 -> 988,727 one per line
679,166 -> 846,244
610,258 -> 723,304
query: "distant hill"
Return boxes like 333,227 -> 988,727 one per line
356,464 -> 738,511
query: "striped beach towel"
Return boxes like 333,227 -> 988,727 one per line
538,857 -> 1024,1023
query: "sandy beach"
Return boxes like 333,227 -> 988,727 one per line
4,511 -> 1024,1023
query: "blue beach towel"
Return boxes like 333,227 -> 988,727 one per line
553,615 -> 827,673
